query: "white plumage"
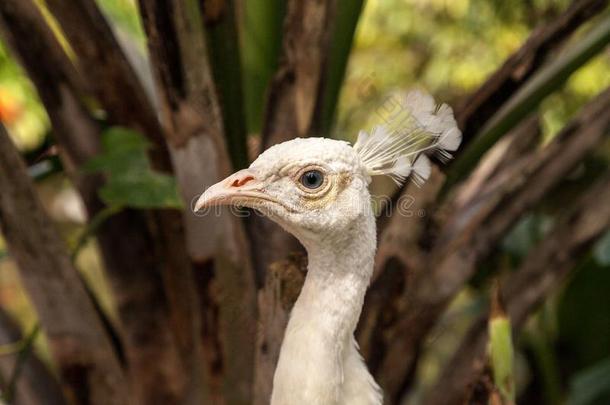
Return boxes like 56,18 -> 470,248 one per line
195,89 -> 461,404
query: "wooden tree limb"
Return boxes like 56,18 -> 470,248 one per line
260,0 -> 338,149
0,309 -> 66,405
360,117 -> 540,378
454,0 -> 608,146
0,124 -> 128,405
371,87 -> 610,403
0,2 -> 201,403
138,1 -> 257,403
43,0 -> 172,172
253,254 -> 307,405
425,171 -> 610,405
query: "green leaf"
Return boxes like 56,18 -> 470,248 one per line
568,357 -> 610,405
205,0 -> 249,169
98,173 -> 182,209
593,230 -> 610,266
85,127 -> 183,209
241,0 -> 286,134
312,0 -> 365,137
447,15 -> 610,187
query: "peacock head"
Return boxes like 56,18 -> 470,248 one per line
194,90 -> 461,245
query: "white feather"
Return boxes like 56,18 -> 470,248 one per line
352,89 -> 461,186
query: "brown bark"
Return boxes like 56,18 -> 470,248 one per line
0,2 -> 200,403
43,0 -> 171,172
0,309 -> 66,405
370,88 -> 610,402
253,254 -> 307,405
454,0 -> 608,145
425,171 -> 610,405
0,124 -> 128,405
138,1 -> 257,403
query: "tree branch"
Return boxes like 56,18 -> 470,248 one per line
0,2 -> 201,402
43,0 -> 171,171
253,254 -> 307,405
425,171 -> 610,405
455,0 -> 608,146
0,124 -> 128,404
138,1 -> 257,403
371,87 -> 610,402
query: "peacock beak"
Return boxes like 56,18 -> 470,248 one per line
194,168 -> 266,212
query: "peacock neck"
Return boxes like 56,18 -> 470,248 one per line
271,211 -> 376,404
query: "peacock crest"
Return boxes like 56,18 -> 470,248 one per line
353,89 -> 462,186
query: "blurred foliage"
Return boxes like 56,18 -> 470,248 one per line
0,42 -> 48,151
84,127 -> 183,209
336,0 -> 610,143
568,356 -> 610,405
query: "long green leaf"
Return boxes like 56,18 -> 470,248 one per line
447,15 -> 610,187
205,0 -> 249,169
312,0 -> 365,137
240,0 -> 286,134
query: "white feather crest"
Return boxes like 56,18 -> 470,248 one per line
353,89 -> 462,186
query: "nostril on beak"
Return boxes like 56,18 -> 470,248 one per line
229,174 -> 255,188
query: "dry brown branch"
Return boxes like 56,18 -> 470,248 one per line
261,0 -> 338,149
371,88 -> 610,402
425,171 -> 610,405
0,309 -> 66,405
0,2 -> 204,402
360,117 -> 539,377
253,254 -> 307,405
138,1 -> 257,403
454,0 -> 608,144
0,124 -> 128,404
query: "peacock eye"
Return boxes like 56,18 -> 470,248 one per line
300,170 -> 324,189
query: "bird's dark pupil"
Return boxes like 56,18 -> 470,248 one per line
301,170 -> 323,189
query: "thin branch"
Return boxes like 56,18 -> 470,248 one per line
5,324 -> 40,403
0,124 -> 128,404
0,310 -> 66,405
425,172 -> 610,405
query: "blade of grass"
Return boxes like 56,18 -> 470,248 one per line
447,14 -> 610,188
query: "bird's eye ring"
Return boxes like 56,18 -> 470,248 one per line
300,170 -> 324,189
